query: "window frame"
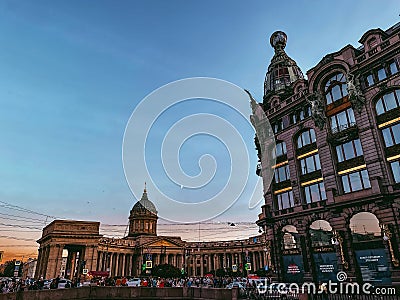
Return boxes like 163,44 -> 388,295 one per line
297,128 -> 316,149
275,190 -> 294,210
300,153 -> 321,175
341,169 -> 371,193
303,181 -> 327,204
375,90 -> 400,115
324,72 -> 348,105
335,139 -> 364,162
330,107 -> 356,133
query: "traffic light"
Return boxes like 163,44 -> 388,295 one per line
181,268 -> 185,275
142,263 -> 146,271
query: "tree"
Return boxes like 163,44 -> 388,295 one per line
151,264 -> 181,278
1,261 -> 17,277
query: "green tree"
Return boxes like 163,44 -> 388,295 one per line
152,264 -> 181,278
2,261 -> 15,277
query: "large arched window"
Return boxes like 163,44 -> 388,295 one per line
325,73 -> 348,105
297,129 -> 316,148
375,89 -> 400,115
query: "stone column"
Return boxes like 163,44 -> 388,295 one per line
200,254 -> 204,277
115,253 -> 120,277
121,254 -> 125,277
42,246 -> 50,279
53,245 -> 64,278
108,253 -> 113,275
35,248 -> 43,279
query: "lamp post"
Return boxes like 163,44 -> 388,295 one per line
381,224 -> 399,267
332,230 -> 348,270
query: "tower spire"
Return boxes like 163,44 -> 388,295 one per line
144,181 -> 147,193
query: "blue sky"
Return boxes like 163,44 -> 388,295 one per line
0,0 -> 399,228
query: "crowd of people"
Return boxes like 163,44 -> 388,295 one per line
1,275 -> 269,294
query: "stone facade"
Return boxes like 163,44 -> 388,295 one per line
35,188 -> 268,280
254,23 -> 400,284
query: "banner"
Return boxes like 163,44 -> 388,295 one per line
282,255 -> 304,283
313,252 -> 338,282
355,248 -> 391,285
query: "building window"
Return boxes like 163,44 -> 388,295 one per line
336,139 -> 363,162
366,74 -> 375,87
330,107 -> 356,133
325,73 -> 348,105
382,123 -> 400,147
290,106 -> 310,125
300,154 -> 321,175
275,141 -> 287,157
389,61 -> 399,75
390,161 -> 400,183
375,90 -> 400,115
276,190 -> 294,210
341,169 -> 371,193
303,182 -> 327,204
274,165 -> 290,183
272,119 -> 283,133
377,67 -> 387,81
297,128 -> 316,148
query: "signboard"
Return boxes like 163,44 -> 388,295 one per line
232,264 -> 237,272
15,261 -> 21,266
145,260 -> 153,269
355,248 -> 391,285
82,269 -> 88,275
146,254 -> 152,261
246,256 -> 250,262
14,271 -> 19,277
313,252 -> 338,282
282,255 -> 304,283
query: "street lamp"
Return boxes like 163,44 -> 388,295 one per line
380,224 -> 399,267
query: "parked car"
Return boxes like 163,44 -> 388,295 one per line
126,278 -> 141,287
57,279 -> 72,289
77,281 -> 92,287
43,280 -> 52,289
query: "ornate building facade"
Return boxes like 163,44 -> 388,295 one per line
254,23 -> 400,285
35,188 -> 268,280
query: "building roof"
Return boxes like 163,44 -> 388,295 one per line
264,31 -> 304,97
132,187 -> 158,214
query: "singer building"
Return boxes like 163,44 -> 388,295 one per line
254,22 -> 400,285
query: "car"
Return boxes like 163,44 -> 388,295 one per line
57,279 -> 72,289
77,281 -> 92,287
126,278 -> 141,287
43,280 -> 52,289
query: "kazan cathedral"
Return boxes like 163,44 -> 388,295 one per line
34,187 -> 267,280
36,21 -> 400,285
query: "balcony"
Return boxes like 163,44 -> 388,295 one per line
331,122 -> 357,134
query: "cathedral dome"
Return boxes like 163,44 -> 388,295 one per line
132,188 -> 157,214
264,31 -> 304,97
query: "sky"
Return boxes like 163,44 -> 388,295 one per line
0,0 -> 399,261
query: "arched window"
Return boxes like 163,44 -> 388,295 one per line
282,225 -> 299,249
309,220 -> 333,247
324,73 -> 348,105
297,129 -> 316,148
350,212 -> 381,242
375,89 -> 400,115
